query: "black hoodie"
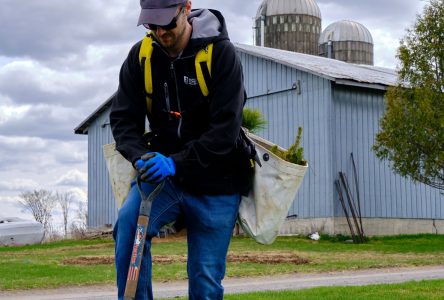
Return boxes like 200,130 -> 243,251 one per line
110,9 -> 248,195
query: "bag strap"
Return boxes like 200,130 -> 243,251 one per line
240,127 -> 262,168
195,43 -> 213,97
139,35 -> 154,114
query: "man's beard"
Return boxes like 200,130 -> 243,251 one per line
157,25 -> 186,52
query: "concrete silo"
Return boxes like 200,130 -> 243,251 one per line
255,0 -> 322,55
319,20 -> 374,65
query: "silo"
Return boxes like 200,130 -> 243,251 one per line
254,0 -> 322,55
319,20 -> 374,65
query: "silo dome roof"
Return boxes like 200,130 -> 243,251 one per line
319,20 -> 373,44
256,0 -> 321,19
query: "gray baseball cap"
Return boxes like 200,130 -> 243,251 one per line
137,0 -> 187,26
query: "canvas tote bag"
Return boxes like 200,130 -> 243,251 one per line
238,132 -> 308,245
103,143 -> 137,209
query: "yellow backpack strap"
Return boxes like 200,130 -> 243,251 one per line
138,35 -> 154,113
195,43 -> 213,97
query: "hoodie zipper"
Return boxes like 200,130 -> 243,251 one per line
164,82 -> 172,120
170,61 -> 182,139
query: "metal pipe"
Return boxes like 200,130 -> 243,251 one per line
350,153 -> 364,237
327,40 -> 333,58
260,15 -> 265,47
335,179 -> 357,243
339,172 -> 364,242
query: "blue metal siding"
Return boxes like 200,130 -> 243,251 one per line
87,106 -> 116,228
331,85 -> 442,219
239,52 -> 334,218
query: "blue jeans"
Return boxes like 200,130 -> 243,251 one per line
113,178 -> 240,300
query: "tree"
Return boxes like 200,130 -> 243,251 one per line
19,189 -> 56,239
373,0 -> 444,191
242,108 -> 267,133
55,191 -> 74,237
70,200 -> 88,238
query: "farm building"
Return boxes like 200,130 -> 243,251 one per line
254,0 -> 322,55
319,20 -> 374,65
74,43 -> 443,236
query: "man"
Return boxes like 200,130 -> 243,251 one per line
110,0 -> 248,299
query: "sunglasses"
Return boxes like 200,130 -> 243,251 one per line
144,6 -> 185,31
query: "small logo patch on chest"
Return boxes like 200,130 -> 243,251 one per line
184,76 -> 198,86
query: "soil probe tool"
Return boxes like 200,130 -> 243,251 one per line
124,155 -> 165,300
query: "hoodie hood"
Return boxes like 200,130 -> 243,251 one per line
188,9 -> 230,44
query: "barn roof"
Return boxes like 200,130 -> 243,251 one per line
74,93 -> 115,135
235,43 -> 397,89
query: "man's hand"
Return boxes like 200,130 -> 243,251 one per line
135,152 -> 176,183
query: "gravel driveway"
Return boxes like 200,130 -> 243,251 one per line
1,266 -> 443,299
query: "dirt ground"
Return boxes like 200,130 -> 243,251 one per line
62,251 -> 309,265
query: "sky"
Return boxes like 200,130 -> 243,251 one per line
0,0 -> 426,228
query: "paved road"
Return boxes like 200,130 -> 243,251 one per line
1,266 -> 443,299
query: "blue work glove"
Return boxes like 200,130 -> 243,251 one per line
135,152 -> 176,184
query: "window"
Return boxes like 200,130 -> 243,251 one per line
273,16 -> 277,24
284,23 -> 288,32
291,23 -> 296,31
280,16 -> 285,24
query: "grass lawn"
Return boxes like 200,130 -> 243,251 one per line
166,279 -> 444,300
0,234 -> 443,290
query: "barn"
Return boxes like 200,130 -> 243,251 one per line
74,43 -> 443,235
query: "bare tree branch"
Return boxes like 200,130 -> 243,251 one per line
19,190 -> 56,239
55,191 -> 74,237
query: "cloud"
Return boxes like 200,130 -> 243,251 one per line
0,136 -> 87,176
196,0 -> 263,17
0,104 -> 91,140
55,170 -> 87,187
0,60 -> 118,107
317,0 -> 423,25
0,0 -> 142,62
0,196 -> 34,219
0,179 -> 39,192
68,187 -> 88,203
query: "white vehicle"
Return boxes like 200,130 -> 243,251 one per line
0,217 -> 44,246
